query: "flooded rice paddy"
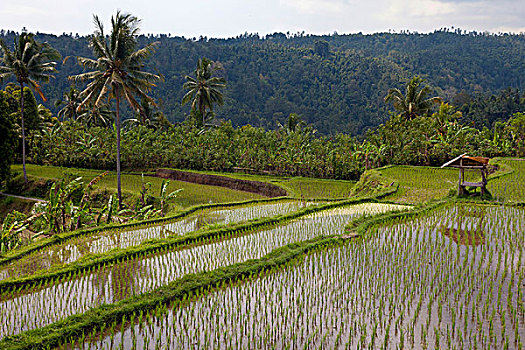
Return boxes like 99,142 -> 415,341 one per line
0,201 -> 317,280
73,204 -> 524,349
0,203 -> 407,339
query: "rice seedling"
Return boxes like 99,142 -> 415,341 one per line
0,201 -> 316,280
72,204 -> 523,349
0,203 -> 406,339
488,159 -> 525,203
378,165 -> 480,204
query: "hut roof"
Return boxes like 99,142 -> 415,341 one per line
441,154 -> 489,168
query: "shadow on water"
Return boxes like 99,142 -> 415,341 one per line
440,213 -> 485,246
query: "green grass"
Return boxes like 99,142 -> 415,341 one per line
155,168 -> 355,199
11,164 -> 264,210
377,165 -> 480,204
272,177 -> 355,199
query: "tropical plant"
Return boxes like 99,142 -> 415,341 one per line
54,86 -> 81,121
0,90 -> 17,184
278,113 -> 307,134
0,211 -> 27,253
125,98 -> 165,129
432,103 -> 462,140
0,31 -> 60,183
77,102 -> 114,127
68,11 -> 162,208
158,179 -> 182,215
182,57 -> 226,128
385,76 -> 442,120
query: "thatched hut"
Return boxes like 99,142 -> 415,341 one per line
441,153 -> 490,195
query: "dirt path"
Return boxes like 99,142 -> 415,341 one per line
0,192 -> 47,203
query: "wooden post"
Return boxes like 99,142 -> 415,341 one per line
481,167 -> 487,196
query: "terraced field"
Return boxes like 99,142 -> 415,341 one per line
0,202 -> 407,339
1,158 -> 523,350
0,200 -> 316,280
71,204 -> 524,350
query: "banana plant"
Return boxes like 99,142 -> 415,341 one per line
74,171 -> 109,230
1,211 -> 26,253
0,210 -> 43,254
159,180 -> 182,216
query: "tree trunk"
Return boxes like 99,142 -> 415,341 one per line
20,83 -> 28,184
115,90 -> 123,209
199,98 -> 205,127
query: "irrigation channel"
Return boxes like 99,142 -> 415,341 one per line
0,202 -> 408,339
64,204 -> 524,350
0,201 -> 318,280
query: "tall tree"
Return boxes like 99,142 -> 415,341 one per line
385,76 -> 442,120
69,11 -> 162,207
0,31 -> 60,183
182,57 -> 226,127
0,90 -> 17,185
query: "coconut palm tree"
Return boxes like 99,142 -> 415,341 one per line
55,86 -> 81,121
182,57 -> 226,127
77,102 -> 114,127
0,31 -> 60,183
385,76 -> 442,120
69,11 -> 162,207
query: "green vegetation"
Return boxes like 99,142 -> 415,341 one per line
376,166 -> 463,204
488,159 -> 525,203
1,30 -> 524,135
0,235 -> 339,350
0,198 -> 386,291
68,12 -> 162,208
384,76 -> 441,120
0,196 -> 34,220
70,204 -> 520,349
182,57 -> 226,127
0,91 -> 17,184
1,14 -> 525,350
272,177 -> 355,199
0,201 -> 314,280
10,164 -> 264,209
0,31 -> 60,183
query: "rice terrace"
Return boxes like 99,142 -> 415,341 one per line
1,6 -> 525,350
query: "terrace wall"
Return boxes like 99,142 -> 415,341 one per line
155,169 -> 288,198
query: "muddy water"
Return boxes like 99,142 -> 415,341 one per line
0,203 -> 408,339
78,205 -> 524,350
0,201 -> 316,280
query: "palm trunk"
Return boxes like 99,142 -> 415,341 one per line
115,90 -> 123,209
20,83 -> 28,184
199,98 -> 205,127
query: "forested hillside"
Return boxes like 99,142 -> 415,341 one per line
1,29 -> 524,134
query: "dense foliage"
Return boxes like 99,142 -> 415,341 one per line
29,120 -> 363,179
25,106 -> 523,180
1,29 -> 524,135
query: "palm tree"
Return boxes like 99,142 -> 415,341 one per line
0,31 -> 60,183
385,76 -> 442,120
77,102 -> 114,127
182,57 -> 226,127
69,11 -> 162,208
55,86 -> 81,121
124,98 -> 163,129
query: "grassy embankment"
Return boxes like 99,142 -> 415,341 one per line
153,168 -> 356,199
7,165 -> 356,207
8,165 -> 264,212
